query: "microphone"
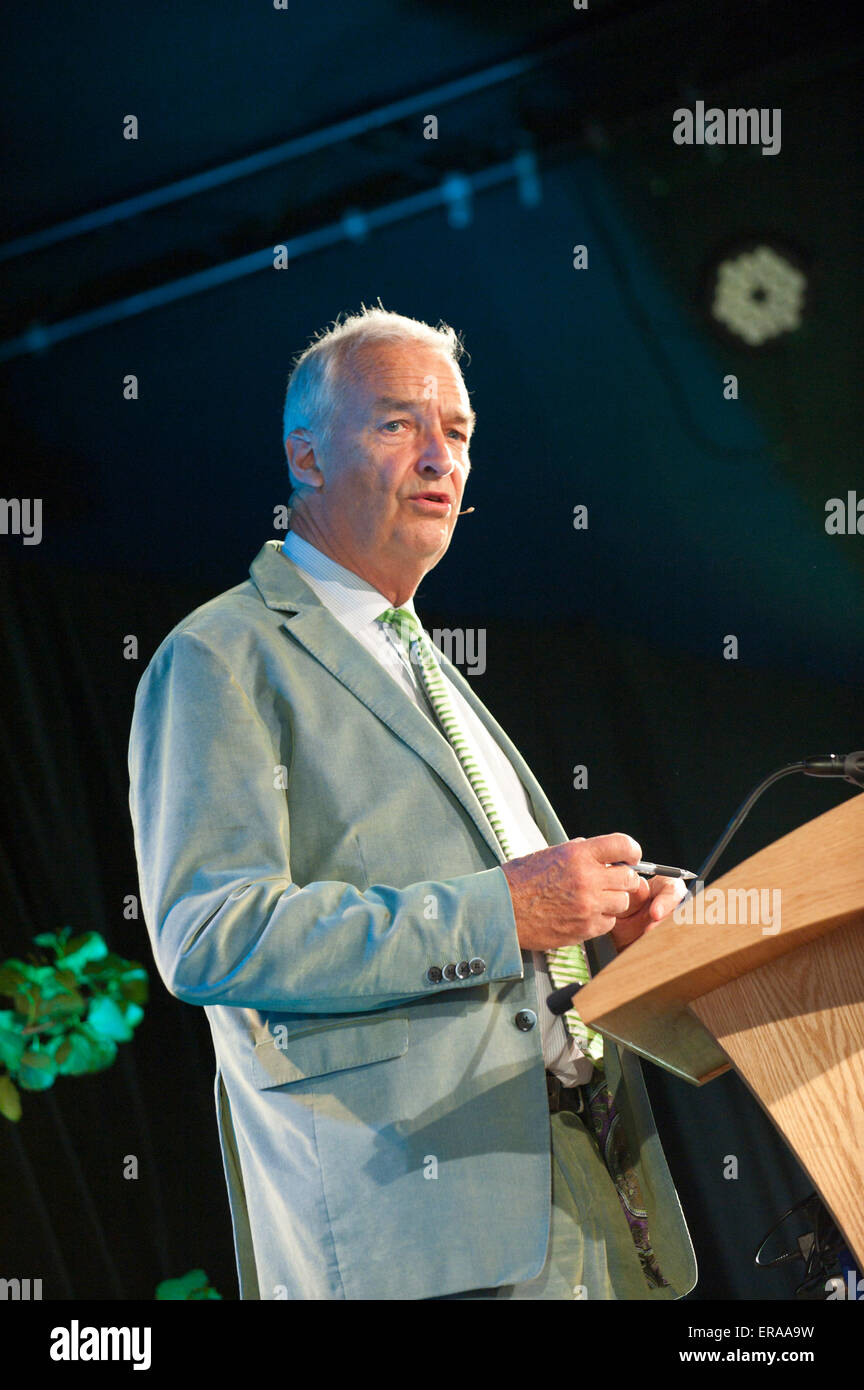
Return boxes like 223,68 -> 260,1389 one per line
457,507 -> 475,516
697,750 -> 864,881
547,979 -> 586,1017
803,752 -> 864,785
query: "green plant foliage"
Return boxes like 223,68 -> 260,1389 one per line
0,1073 -> 23,1121
0,927 -> 148,1120
155,1269 -> 222,1300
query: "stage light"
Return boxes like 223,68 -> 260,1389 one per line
706,240 -> 809,348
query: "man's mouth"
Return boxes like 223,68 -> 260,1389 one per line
409,491 -> 451,507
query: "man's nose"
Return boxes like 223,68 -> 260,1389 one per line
417,426 -> 456,476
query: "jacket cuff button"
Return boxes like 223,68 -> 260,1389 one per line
468,957 -> 486,975
442,963 -> 458,981
426,966 -> 443,984
455,960 -> 471,979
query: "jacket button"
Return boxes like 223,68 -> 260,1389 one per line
515,1009 -> 537,1031
455,960 -> 471,979
442,962 -> 458,981
468,957 -> 486,976
426,966 -> 443,984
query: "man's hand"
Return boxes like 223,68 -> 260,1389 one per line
609,873 -> 688,952
501,833 -> 645,953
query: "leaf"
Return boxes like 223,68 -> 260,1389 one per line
33,929 -> 68,955
155,1269 -> 219,1300
33,987 -> 85,1022
117,1000 -> 144,1032
0,1074 -> 22,1122
83,948 -> 122,973
0,1013 -> 26,1072
50,1029 -> 95,1076
18,966 -> 71,1000
12,969 -> 83,1028
58,1026 -> 117,1075
13,992 -> 35,1023
112,968 -> 149,1006
87,996 -> 135,1043
54,932 -> 108,976
0,964 -> 28,996
17,1049 -> 57,1092
11,962 -> 50,985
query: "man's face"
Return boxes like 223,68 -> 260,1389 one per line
295,341 -> 474,583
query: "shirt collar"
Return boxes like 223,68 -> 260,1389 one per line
281,531 -> 418,639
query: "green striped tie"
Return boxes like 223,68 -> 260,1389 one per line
377,606 -> 603,1062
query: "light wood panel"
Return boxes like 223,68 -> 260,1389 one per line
692,917 -> 864,1267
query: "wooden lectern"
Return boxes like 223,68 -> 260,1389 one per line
576,794 -> 864,1266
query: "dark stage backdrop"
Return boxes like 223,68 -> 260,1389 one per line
0,547 -> 859,1301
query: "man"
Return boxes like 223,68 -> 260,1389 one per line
128,306 -> 697,1300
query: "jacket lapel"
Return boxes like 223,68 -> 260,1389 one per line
249,541 -> 508,864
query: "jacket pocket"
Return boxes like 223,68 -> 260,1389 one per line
250,1012 -> 410,1089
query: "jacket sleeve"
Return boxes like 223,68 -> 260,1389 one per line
128,629 -> 524,1013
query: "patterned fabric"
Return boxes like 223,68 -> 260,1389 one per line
377,607 -> 514,856
544,944 -> 605,1063
378,604 -> 667,1290
584,1077 -> 670,1290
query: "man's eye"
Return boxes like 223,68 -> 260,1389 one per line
381,420 -> 406,433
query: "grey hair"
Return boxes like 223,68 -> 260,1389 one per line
282,304 -> 468,504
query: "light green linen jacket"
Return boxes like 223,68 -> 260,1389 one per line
128,539 -> 697,1300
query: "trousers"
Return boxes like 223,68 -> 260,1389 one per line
427,1100 -> 681,1301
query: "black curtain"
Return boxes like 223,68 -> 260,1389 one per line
1,548 -> 860,1299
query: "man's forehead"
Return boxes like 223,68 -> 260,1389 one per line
348,344 -> 469,405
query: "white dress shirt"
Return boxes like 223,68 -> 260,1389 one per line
280,530 -> 595,1086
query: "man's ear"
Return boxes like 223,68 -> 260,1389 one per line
284,428 -> 324,494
